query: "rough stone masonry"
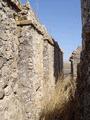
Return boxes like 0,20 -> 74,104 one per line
70,46 -> 82,79
0,0 -> 63,120
76,0 -> 90,120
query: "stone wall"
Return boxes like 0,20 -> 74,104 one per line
70,47 -> 81,79
0,0 -> 63,120
76,0 -> 90,120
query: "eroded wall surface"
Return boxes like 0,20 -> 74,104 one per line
77,0 -> 90,120
0,0 -> 63,120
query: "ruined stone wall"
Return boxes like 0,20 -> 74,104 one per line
0,0 -> 63,120
76,0 -> 90,120
70,47 -> 81,79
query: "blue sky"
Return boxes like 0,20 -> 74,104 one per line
22,0 -> 82,61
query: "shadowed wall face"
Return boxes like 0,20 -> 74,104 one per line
77,0 -> 90,120
54,41 -> 63,83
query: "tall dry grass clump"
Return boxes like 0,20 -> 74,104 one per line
40,76 -> 76,120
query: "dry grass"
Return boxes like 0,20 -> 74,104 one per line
40,76 -> 76,120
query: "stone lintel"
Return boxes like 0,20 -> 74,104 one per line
16,20 -> 54,45
16,20 -> 62,52
44,38 -> 54,46
16,20 -> 44,35
16,20 -> 32,26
